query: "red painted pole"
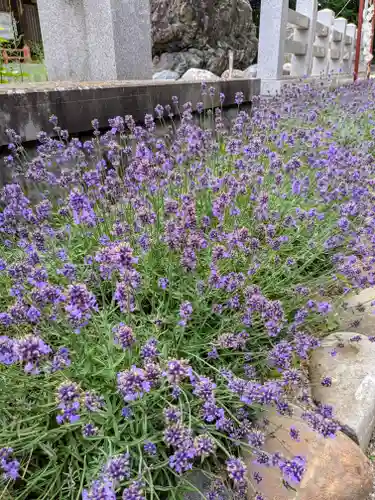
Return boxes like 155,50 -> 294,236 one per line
369,0 -> 375,78
354,0 -> 366,81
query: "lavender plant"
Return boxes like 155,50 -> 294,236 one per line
0,79 -> 375,499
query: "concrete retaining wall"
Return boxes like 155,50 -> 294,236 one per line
0,79 -> 261,147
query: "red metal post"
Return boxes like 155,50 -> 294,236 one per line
354,0 -> 366,81
369,0 -> 375,77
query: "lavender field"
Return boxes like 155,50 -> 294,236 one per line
0,80 -> 374,499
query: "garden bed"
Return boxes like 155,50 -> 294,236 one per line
0,80 -> 375,499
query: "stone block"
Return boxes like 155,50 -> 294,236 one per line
309,331 -> 375,449
246,405 -> 373,500
37,0 -> 152,81
257,0 -> 289,80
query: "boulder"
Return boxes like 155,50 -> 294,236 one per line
283,62 -> 292,75
153,50 -> 204,77
244,64 -> 257,78
150,0 -> 258,76
180,68 -> 220,82
153,70 -> 179,80
337,287 -> 375,335
246,405 -> 373,500
221,69 -> 245,79
309,331 -> 375,450
183,471 -> 230,499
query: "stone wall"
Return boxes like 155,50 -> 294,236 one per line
0,78 -> 260,147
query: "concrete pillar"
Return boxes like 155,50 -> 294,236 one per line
344,24 -> 357,74
258,0 -> 289,94
330,17 -> 348,74
291,0 -> 318,77
38,0 -> 153,82
312,9 -> 334,77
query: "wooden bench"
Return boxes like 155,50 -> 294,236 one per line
2,45 -> 31,64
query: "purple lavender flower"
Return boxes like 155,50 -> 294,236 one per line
179,301 -> 193,326
122,481 -> 146,500
253,472 -> 262,484
83,479 -> 116,500
158,277 -> 169,290
164,423 -> 192,449
279,455 -> 306,483
302,410 -> 340,438
114,282 -> 136,313
117,366 -> 151,401
65,284 -> 98,329
194,434 -> 216,457
140,338 -> 159,360
290,426 -> 300,441
169,447 -> 196,474
95,241 -> 138,279
113,323 -> 136,350
0,336 -> 18,365
321,376 -> 332,387
164,407 -> 181,424
0,448 -> 19,481
235,92 -> 244,106
143,441 -> 157,456
51,347 -> 71,372
317,302 -> 332,315
165,359 -> 191,385
84,391 -> 105,412
82,423 -> 98,437
16,334 -> 52,373
247,430 -> 265,448
0,313 -> 12,327
56,381 -> 81,424
226,457 -> 247,483
57,263 -> 77,281
103,453 -> 130,482
121,406 -> 133,419
69,191 -> 96,226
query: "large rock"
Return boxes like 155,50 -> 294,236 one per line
180,68 -> 220,81
153,50 -> 204,77
153,70 -> 179,80
221,69 -> 245,79
151,0 -> 258,76
309,331 -> 375,450
337,287 -> 375,335
283,62 -> 292,75
183,471 -> 230,499
244,64 -> 257,78
246,406 -> 373,500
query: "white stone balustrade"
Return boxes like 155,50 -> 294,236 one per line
258,0 -> 359,94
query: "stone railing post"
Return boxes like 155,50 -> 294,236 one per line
38,0 -> 153,81
258,0 -> 289,94
312,9 -> 334,77
344,24 -> 357,74
291,0 -> 318,77
330,17 -> 348,74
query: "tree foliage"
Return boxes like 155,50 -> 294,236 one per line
319,0 -> 359,23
